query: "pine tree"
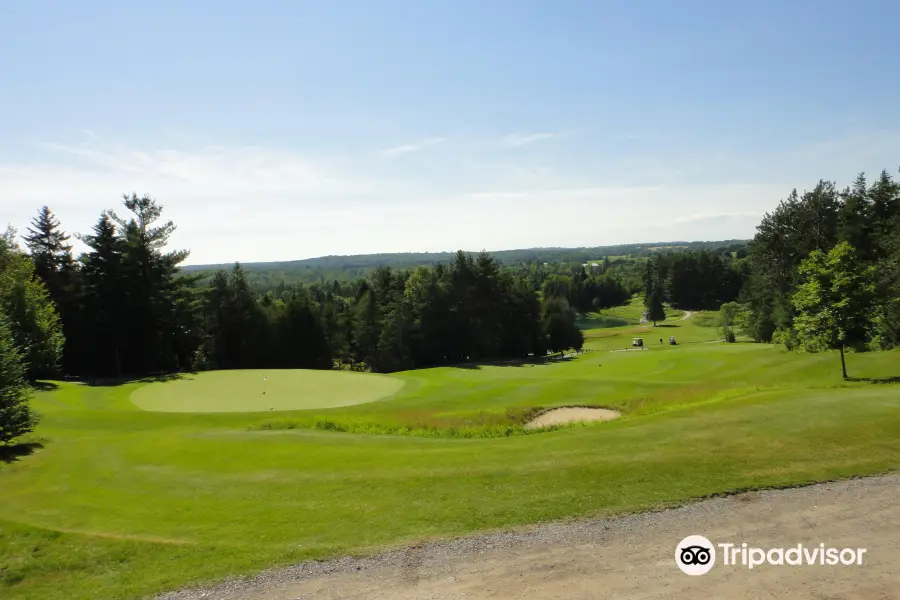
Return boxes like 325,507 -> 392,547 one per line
0,234 -> 64,379
24,206 -> 84,375
645,287 -> 666,325
109,194 -> 195,374
838,173 -> 872,259
23,206 -> 74,294
374,301 -> 414,372
642,256 -> 666,325
869,170 -> 900,257
79,213 -> 126,378
352,290 -> 380,369
0,310 -> 36,444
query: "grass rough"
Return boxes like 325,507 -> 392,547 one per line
1,305 -> 898,600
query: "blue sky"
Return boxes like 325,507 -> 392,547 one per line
2,0 -> 900,265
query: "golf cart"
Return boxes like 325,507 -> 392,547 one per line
669,336 -> 677,345
631,337 -> 643,348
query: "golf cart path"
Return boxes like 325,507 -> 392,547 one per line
680,310 -> 693,320
159,473 -> 900,600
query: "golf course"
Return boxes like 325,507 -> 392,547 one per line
2,305 -> 898,600
130,369 -> 405,413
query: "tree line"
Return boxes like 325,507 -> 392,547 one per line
728,170 -> 900,376
0,196 -> 597,442
2,166 -> 898,442
192,251 -> 584,374
185,240 -> 750,289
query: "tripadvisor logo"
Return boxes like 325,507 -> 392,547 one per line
675,535 -> 867,575
676,535 -> 716,575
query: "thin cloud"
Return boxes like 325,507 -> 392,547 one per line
500,132 -> 560,148
673,211 -> 763,224
2,138 -> 391,262
379,137 -> 448,157
463,185 -> 664,202
4,136 -> 788,265
614,132 -> 657,142
30,139 -> 357,195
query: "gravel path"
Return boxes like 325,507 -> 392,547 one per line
155,473 -> 899,600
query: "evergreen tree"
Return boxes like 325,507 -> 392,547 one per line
109,194 -> 196,374
472,251 -> 503,358
352,290 -> 380,368
404,266 -> 450,367
0,311 -> 36,444
79,213 -> 127,377
24,208 -> 83,375
0,234 -> 64,379
499,276 -> 545,358
642,257 -> 666,325
838,174 -> 872,259
23,206 -> 76,300
199,269 -> 232,369
868,170 -> 900,257
374,301 -> 414,372
277,294 -> 330,369
645,287 -> 666,325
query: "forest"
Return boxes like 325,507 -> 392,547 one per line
184,240 -> 749,291
2,167 -> 899,442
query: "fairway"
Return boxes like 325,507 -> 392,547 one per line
2,313 -> 898,600
129,369 -> 405,412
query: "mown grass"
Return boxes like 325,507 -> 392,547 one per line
1,310 -> 898,600
131,369 -> 403,412
691,312 -> 721,328
577,296 -> 686,329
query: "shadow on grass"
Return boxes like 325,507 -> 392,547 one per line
451,355 -> 579,370
31,381 -> 60,391
82,372 -> 195,387
0,442 -> 43,464
846,376 -> 900,384
576,315 -> 631,330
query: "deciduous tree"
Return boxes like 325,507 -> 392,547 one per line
792,242 -> 876,379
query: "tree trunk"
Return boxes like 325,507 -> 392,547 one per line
839,343 -> 848,379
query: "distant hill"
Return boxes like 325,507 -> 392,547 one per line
183,239 -> 749,275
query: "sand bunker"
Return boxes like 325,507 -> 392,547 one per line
525,407 -> 621,429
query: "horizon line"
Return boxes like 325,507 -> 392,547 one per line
180,237 -> 751,268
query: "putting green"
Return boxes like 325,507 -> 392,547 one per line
130,369 -> 405,413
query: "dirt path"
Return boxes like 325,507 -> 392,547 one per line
681,310 -> 693,320
159,474 -> 899,600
